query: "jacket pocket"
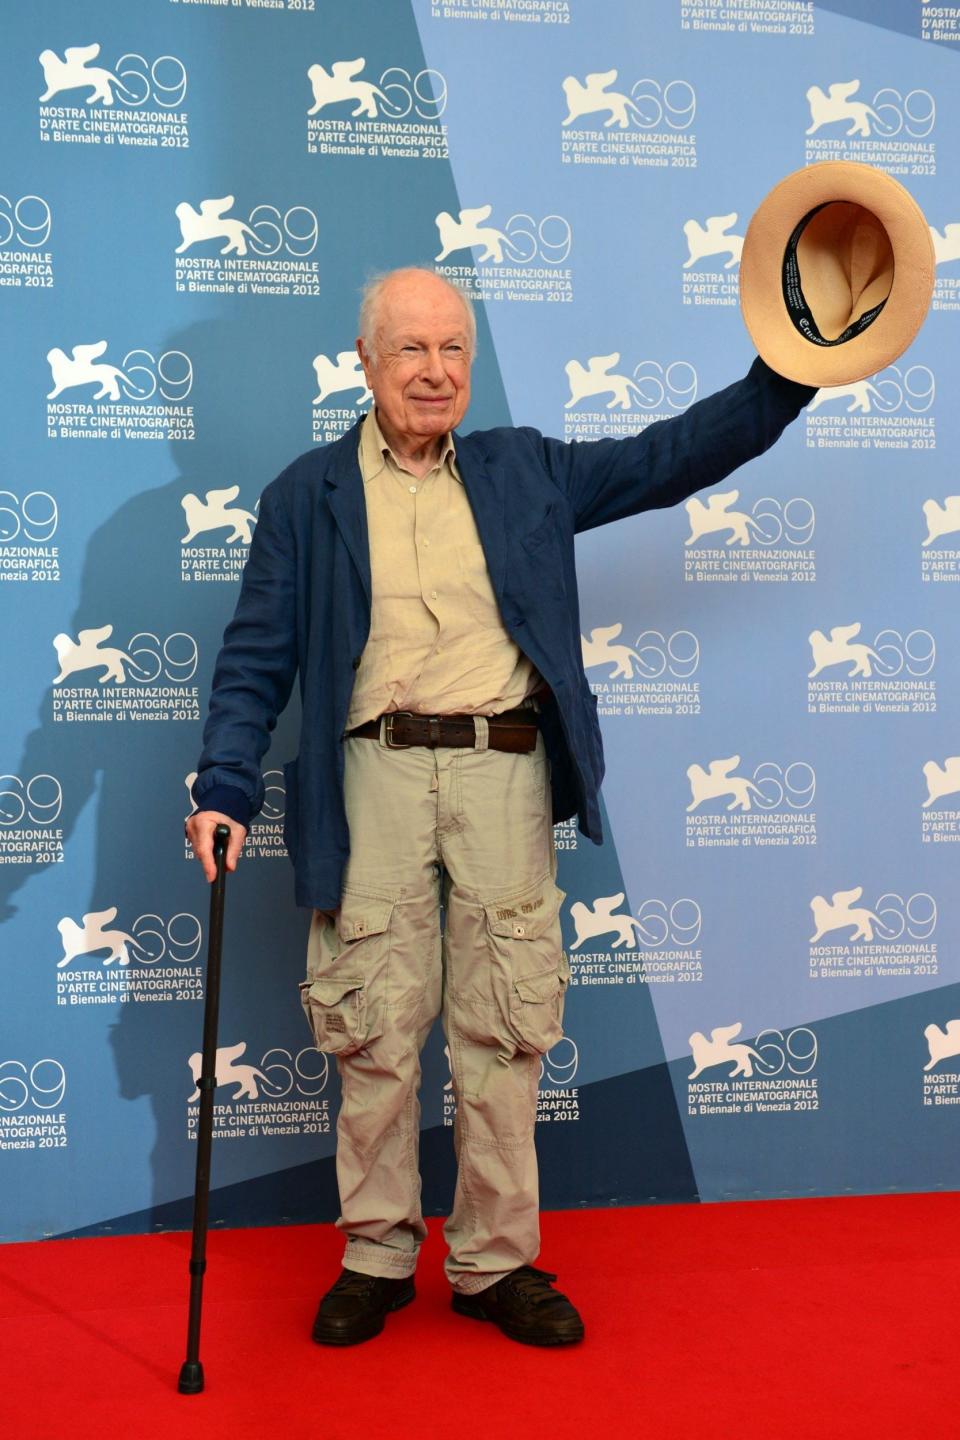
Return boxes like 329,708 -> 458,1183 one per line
517,505 -> 566,600
519,504 -> 557,553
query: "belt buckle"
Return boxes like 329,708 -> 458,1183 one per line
384,712 -> 414,749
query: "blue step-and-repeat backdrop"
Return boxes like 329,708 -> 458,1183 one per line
3,0 -> 959,1242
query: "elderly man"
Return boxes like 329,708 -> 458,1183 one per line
188,267 -> 814,1347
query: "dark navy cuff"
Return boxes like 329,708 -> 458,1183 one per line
193,785 -> 253,828
752,353 -> 818,406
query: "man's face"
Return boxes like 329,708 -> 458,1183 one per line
357,273 -> 472,448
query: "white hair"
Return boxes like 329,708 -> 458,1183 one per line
358,266 -> 476,362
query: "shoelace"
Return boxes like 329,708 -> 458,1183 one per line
503,1266 -> 565,1309
329,1269 -> 380,1297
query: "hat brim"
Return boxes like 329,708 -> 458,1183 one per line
740,162 -> 935,387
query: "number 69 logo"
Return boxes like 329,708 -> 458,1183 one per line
111,54 -> 188,108
0,491 -> 58,542
0,1059 -> 67,1111
0,775 -> 63,825
0,194 -> 52,248
753,1028 -> 817,1076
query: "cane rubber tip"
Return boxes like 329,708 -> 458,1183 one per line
178,1360 -> 205,1394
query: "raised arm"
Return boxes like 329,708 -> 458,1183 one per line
541,356 -> 816,533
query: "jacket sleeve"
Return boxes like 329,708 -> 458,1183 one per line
540,356 -> 816,534
191,477 -> 299,826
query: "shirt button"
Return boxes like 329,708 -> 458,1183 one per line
422,537 -> 430,546
409,485 -> 417,494
430,589 -> 438,599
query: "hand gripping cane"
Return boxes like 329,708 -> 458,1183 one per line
178,822 -> 231,1395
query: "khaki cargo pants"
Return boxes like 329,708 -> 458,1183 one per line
299,722 -> 569,1295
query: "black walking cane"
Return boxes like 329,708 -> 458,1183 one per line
178,822 -> 231,1395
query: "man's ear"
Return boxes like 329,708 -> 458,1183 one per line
356,337 -> 374,387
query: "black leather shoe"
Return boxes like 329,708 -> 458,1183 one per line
451,1265 -> 584,1346
312,1269 -> 415,1346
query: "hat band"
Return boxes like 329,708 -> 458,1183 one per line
781,202 -> 888,348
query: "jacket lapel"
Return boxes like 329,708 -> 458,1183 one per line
323,419 -> 371,602
457,432 -> 506,599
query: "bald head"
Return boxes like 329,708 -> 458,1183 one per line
355,266 -> 475,467
358,267 -> 476,363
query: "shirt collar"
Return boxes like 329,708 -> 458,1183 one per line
360,408 -> 458,483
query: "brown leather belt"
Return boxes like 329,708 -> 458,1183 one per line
345,708 -> 539,753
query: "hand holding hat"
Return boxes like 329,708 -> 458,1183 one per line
740,162 -> 934,386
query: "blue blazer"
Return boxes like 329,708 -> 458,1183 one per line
193,357 -> 813,908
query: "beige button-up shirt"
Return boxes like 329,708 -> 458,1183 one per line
345,410 -> 542,729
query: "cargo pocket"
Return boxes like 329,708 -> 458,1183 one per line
299,888 -> 396,1055
299,975 -> 368,1055
483,877 -> 568,1056
511,952 -> 570,1055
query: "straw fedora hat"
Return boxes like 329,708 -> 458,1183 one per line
739,161 -> 934,386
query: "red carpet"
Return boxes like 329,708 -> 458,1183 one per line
2,1194 -> 958,1440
